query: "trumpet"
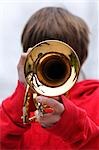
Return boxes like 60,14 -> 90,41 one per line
22,40 -> 80,124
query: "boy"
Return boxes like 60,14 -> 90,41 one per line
0,7 -> 99,149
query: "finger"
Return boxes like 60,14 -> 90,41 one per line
17,53 -> 27,84
34,110 -> 53,122
17,53 -> 27,68
27,47 -> 33,54
34,110 -> 40,120
37,112 -> 61,128
36,96 -> 64,114
17,47 -> 32,68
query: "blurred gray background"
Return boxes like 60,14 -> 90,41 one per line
0,0 -> 99,102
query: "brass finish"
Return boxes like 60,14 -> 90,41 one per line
22,40 -> 80,123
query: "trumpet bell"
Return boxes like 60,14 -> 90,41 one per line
24,40 -> 80,96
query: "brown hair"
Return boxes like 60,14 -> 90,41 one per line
21,7 -> 89,65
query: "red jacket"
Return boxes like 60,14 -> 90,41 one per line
0,80 -> 99,149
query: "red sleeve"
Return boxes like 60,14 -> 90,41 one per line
46,95 -> 99,148
0,81 -> 31,149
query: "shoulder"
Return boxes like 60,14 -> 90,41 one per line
77,79 -> 99,86
70,79 -> 99,96
70,79 -> 99,125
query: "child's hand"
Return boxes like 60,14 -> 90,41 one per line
17,48 -> 32,85
35,96 -> 64,128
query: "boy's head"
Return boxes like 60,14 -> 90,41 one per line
21,7 -> 89,66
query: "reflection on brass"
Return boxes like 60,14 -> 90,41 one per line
22,40 -> 80,124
